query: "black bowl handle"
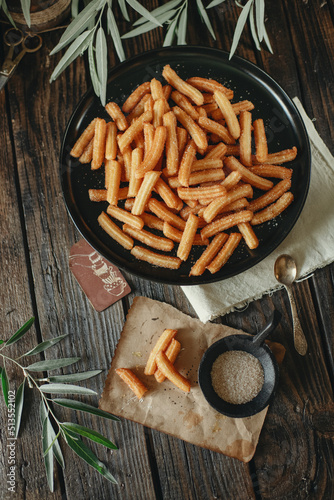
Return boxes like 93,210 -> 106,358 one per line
252,310 -> 282,347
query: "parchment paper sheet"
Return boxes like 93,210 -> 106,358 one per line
100,297 -> 285,462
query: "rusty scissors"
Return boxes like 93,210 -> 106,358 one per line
0,28 -> 42,92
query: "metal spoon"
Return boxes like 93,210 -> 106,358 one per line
274,254 -> 308,356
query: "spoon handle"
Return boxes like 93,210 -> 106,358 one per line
252,310 -> 281,347
285,285 -> 308,355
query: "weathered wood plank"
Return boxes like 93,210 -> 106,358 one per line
151,433 -> 256,500
5,30 -> 157,499
213,2 -> 264,64
245,3 -> 334,496
255,0 -> 302,98
0,61 -> 63,500
220,2 -> 334,496
310,265 -> 334,378
256,285 -> 334,499
283,0 -> 334,153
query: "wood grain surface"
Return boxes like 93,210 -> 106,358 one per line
0,1 -> 333,499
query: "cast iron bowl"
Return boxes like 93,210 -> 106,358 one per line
198,311 -> 281,418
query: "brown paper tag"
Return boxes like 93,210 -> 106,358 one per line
69,239 -> 130,312
99,297 -> 285,462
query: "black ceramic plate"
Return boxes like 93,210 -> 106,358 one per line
61,46 -> 311,285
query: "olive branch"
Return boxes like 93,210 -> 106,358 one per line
1,0 -> 272,105
0,318 -> 119,492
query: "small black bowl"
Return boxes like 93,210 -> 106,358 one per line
198,311 -> 281,418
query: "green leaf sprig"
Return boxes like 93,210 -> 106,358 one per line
0,0 -> 31,27
123,0 -> 217,47
225,0 -> 272,58
49,0 -> 161,106
0,0 -> 19,27
124,0 -> 271,56
47,0 -> 272,104
1,0 -> 272,104
0,318 -> 119,492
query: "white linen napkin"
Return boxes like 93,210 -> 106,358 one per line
182,98 -> 334,323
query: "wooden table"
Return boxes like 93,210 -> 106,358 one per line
1,2 -> 333,499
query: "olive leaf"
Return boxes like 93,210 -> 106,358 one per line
1,364 -> 9,407
206,0 -> 226,8
47,370 -> 102,383
125,0 -> 162,26
15,379 -> 25,438
177,6 -> 188,45
88,39 -> 101,97
96,27 -> 108,106
61,422 -> 118,450
43,429 -> 65,469
23,334 -> 68,357
122,11 -> 175,39
63,430 -> 117,484
107,5 -> 126,62
229,0 -> 254,59
40,398 -> 48,423
133,0 -> 182,27
6,317 -> 35,347
163,17 -> 178,47
249,3 -> 260,51
51,434 -> 65,469
43,430 -> 60,457
50,30 -> 94,82
196,0 -> 216,40
118,0 -> 130,21
50,0 -> 99,55
39,400 -> 65,468
52,399 -> 120,421
20,0 -> 31,28
26,357 -> 81,372
255,0 -> 265,42
39,384 -> 97,396
263,23 -> 273,53
1,0 -> 16,27
71,0 -> 80,18
42,412 -> 55,492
